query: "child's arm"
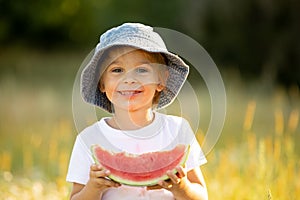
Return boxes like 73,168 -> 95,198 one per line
69,164 -> 120,200
148,165 -> 208,200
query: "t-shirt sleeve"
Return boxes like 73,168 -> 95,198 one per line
181,119 -> 207,171
66,135 -> 94,185
185,138 -> 207,170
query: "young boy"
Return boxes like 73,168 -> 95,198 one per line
67,22 -> 208,200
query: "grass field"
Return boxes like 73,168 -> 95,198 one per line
0,47 -> 299,199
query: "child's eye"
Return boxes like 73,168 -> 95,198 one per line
111,68 -> 123,73
136,67 -> 149,73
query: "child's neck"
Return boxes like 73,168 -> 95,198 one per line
109,108 -> 154,130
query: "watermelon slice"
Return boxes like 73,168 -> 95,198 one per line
91,144 -> 190,186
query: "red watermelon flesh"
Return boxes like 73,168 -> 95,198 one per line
91,144 -> 190,186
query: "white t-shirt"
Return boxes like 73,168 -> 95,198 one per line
66,112 -> 207,200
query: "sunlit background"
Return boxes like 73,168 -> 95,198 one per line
1,0 -> 299,199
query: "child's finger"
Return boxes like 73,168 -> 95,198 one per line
90,164 -> 102,171
94,169 -> 111,178
146,184 -> 163,190
90,165 -> 110,179
166,171 -> 181,184
175,165 -> 187,178
158,180 -> 173,189
95,176 -> 121,187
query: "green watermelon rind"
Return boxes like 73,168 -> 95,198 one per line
91,144 -> 190,187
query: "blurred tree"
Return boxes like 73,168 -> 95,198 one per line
195,0 -> 300,87
0,0 -> 184,47
0,0 -> 299,86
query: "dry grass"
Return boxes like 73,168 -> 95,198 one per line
0,49 -> 299,199
201,89 -> 300,200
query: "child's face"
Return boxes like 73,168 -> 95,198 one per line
100,48 -> 166,112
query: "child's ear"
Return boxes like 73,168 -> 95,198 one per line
157,70 -> 169,92
98,81 -> 105,92
156,83 -> 164,92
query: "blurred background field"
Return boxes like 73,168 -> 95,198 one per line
1,0 -> 300,199
0,47 -> 299,199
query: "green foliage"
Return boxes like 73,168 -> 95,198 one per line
199,0 -> 300,86
1,0 -> 299,85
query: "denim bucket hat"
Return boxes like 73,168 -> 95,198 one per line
81,23 -> 189,113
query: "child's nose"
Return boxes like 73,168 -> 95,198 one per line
123,70 -> 137,84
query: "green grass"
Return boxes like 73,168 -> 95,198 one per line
0,47 -> 299,199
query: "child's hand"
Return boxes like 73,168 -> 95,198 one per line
87,164 -> 121,192
147,165 -> 188,192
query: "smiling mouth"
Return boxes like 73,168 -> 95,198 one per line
118,90 -> 143,96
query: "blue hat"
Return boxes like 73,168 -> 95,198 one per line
81,23 -> 189,113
